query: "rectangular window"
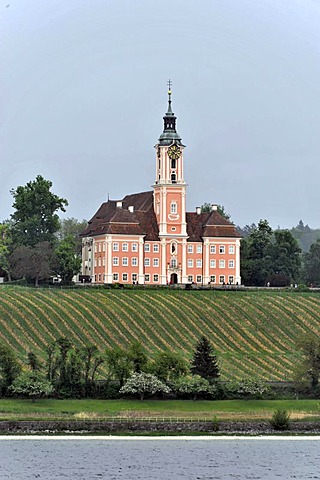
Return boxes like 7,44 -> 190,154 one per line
210,275 -> 216,283
94,259 -> 97,267
210,259 -> 216,268
122,257 -> 128,266
144,243 -> 150,252
171,259 -> 177,268
196,275 -> 202,283
229,245 -> 235,254
122,273 -> 128,282
170,202 -> 177,214
144,258 -> 150,267
196,245 -> 202,254
132,273 -> 138,283
228,260 -> 234,268
131,257 -> 138,266
132,243 -> 138,252
219,260 -> 225,268
113,257 -> 119,266
219,275 -> 225,284
219,245 -> 225,254
103,242 -> 106,252
196,259 -> 202,268
98,257 -> 101,266
153,274 -> 159,282
187,244 -> 193,253
153,258 -> 159,267
153,244 -> 159,253
94,244 -> 97,253
98,243 -> 101,252
113,273 -> 119,282
145,274 -> 150,282
98,273 -> 101,282
210,245 -> 216,254
187,275 -> 193,283
102,257 -> 105,266
188,259 -> 193,268
228,275 -> 234,284
113,242 -> 119,252
122,243 -> 128,252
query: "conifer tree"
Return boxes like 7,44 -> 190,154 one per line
190,336 -> 220,382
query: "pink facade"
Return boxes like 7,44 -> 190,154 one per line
81,90 -> 241,285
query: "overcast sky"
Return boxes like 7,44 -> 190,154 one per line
1,0 -> 320,229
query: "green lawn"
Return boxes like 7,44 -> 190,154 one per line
0,399 -> 319,421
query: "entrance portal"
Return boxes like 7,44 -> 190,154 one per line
170,273 -> 178,284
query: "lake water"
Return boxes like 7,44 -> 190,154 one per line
0,436 -> 319,479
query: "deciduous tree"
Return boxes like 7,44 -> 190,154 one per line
120,372 -> 170,401
10,371 -> 53,401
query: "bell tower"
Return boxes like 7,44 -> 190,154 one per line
153,82 -> 188,284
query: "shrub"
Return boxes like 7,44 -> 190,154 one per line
270,409 -> 291,431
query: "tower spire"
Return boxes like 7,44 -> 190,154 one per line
158,80 -> 182,146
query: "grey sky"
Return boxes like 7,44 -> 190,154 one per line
1,0 -> 320,229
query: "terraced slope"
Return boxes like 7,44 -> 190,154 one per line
0,286 -> 319,381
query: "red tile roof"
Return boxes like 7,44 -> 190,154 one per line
80,191 -> 241,241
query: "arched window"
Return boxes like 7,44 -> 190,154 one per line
170,202 -> 177,214
170,258 -> 177,268
171,243 -> 177,254
171,158 -> 176,169
171,173 -> 176,183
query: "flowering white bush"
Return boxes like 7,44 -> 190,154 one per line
120,372 -> 171,400
175,375 -> 210,400
236,378 -> 269,397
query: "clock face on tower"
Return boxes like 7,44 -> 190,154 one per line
168,144 -> 181,160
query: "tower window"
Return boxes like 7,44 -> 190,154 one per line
170,202 -> 177,214
171,159 -> 176,169
171,173 -> 177,183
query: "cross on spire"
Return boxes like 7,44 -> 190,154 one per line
167,79 -> 172,91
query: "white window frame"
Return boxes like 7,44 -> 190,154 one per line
187,275 -> 193,283
113,257 -> 119,266
122,273 -> 128,282
228,260 -> 234,269
153,258 -> 159,267
219,275 -> 225,284
122,243 -> 128,252
196,275 -> 202,283
132,243 -> 138,252
113,273 -> 119,282
210,259 -> 216,268
229,245 -> 235,254
153,244 -> 159,253
122,257 -> 128,266
144,258 -> 150,267
153,274 -> 159,282
228,275 -> 234,284
188,244 -> 194,253
131,257 -> 138,266
219,245 -> 225,254
196,259 -> 202,268
219,259 -> 225,268
210,275 -> 216,283
113,242 -> 119,252
170,202 -> 177,214
145,274 -> 150,282
132,273 -> 138,283
210,245 -> 216,254
144,243 -> 150,252
196,245 -> 202,254
188,259 -> 193,268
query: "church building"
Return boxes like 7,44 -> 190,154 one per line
80,88 -> 241,286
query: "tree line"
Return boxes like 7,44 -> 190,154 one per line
1,335 -> 319,401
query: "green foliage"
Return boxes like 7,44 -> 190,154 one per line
10,241 -> 54,286
27,352 -> 41,372
296,335 -> 320,390
54,235 -> 81,285
270,408 -> 291,431
57,218 -> 88,256
229,378 -> 270,399
174,375 -> 211,400
303,239 -> 320,286
241,220 -> 301,286
150,351 -> 188,382
127,341 -> 148,373
10,371 -> 53,400
120,372 -> 171,400
190,336 -> 220,382
0,223 -> 12,278
200,203 -> 231,220
290,220 -> 320,253
105,347 -> 132,388
10,175 -> 68,247
0,343 -> 21,395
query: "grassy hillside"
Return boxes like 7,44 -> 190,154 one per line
0,286 -> 319,381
